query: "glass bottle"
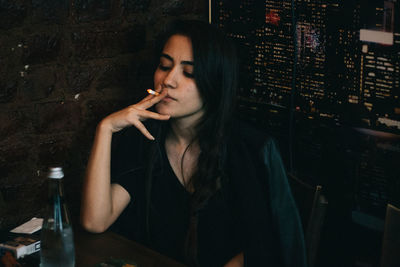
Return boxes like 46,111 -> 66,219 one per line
40,167 -> 75,267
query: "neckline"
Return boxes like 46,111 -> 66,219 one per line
160,140 -> 192,195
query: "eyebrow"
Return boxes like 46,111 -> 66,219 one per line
160,53 -> 194,66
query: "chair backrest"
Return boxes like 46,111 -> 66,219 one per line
288,174 -> 315,232
306,185 -> 328,267
288,174 -> 328,267
380,203 -> 400,267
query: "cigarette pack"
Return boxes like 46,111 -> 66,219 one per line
0,236 -> 40,259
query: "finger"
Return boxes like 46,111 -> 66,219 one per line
137,87 -> 165,106
141,88 -> 169,109
132,120 -> 155,140
155,84 -> 163,93
143,93 -> 154,100
145,85 -> 163,99
138,91 -> 155,103
138,86 -> 163,104
139,109 -> 170,121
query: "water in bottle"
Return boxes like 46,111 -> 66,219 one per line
40,167 -> 75,267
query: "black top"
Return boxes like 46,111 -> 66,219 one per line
110,120 -> 307,267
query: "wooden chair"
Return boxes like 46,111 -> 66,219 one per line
380,203 -> 400,267
288,174 -> 328,267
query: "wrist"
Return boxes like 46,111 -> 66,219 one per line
97,119 -> 114,135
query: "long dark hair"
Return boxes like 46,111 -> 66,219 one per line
154,19 -> 238,265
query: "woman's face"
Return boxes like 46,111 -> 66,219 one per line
154,34 -> 204,123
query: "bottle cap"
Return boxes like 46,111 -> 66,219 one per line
47,167 -> 64,179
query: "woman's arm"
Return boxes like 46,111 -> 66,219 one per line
80,88 -> 170,233
224,252 -> 244,267
80,121 -> 130,233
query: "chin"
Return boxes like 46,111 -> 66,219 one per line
155,105 -> 171,116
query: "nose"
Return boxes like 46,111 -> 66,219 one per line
162,67 -> 178,89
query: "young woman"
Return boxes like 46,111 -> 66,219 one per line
81,20 -> 307,267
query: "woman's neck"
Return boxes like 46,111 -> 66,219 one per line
165,117 -> 201,191
167,118 -> 197,147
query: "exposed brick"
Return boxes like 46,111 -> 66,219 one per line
31,0 -> 69,24
153,0 -> 208,17
21,66 -> 56,100
37,134 -> 75,167
0,141 -> 36,186
0,109 -> 33,140
75,0 -> 112,23
125,25 -> 147,52
0,80 -> 17,103
22,33 -> 61,64
0,36 -> 25,73
0,190 -> 5,214
109,48 -> 156,95
0,186 -> 18,204
96,62 -> 129,91
0,180 -> 45,230
122,0 -> 150,13
71,30 -> 121,60
0,0 -> 27,30
85,99 -> 123,126
71,26 -> 146,60
186,0 -> 208,15
33,101 -> 82,134
160,0 -> 185,16
66,63 -> 96,94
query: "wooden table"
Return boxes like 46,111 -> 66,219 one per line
11,227 -> 186,267
74,227 -> 187,267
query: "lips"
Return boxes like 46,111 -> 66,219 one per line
164,95 -> 177,101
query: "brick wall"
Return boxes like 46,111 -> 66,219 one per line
0,0 -> 208,229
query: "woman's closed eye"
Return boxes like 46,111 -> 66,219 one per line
158,63 -> 195,78
183,65 -> 194,78
183,71 -> 194,78
158,64 -> 171,71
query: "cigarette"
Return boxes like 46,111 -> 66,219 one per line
147,89 -> 160,96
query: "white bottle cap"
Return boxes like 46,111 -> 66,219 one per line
47,167 -> 64,179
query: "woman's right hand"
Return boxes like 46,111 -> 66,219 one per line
82,88 -> 170,233
100,87 -> 170,140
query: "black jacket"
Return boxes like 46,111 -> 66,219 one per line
110,119 -> 307,267
225,120 -> 307,266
